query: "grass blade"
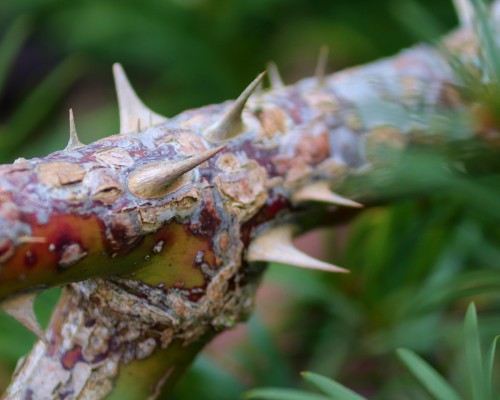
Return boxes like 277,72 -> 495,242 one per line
396,348 -> 462,400
464,303 -> 488,400
0,55 -> 86,161
244,388 -> 329,400
471,0 -> 500,82
301,372 -> 366,400
0,16 -> 30,95
485,335 -> 500,399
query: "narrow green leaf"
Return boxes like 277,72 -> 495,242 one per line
301,372 -> 366,400
485,335 -> 500,399
244,388 -> 329,400
0,16 -> 30,96
464,303 -> 488,400
389,0 -> 445,42
396,348 -> 462,400
0,55 -> 86,161
471,0 -> 500,82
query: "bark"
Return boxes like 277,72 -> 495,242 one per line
0,19 -> 491,399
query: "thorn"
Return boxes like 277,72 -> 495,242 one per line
127,145 -> 225,198
17,236 -> 47,244
452,0 -> 475,27
1,293 -> 45,341
267,61 -> 285,89
247,224 -> 348,273
315,45 -> 329,86
293,181 -> 363,208
112,63 -> 168,134
205,72 -> 266,143
65,109 -> 85,150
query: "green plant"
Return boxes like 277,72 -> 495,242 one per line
0,0 -> 499,399
245,303 -> 499,400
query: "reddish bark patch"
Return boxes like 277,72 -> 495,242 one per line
241,194 -> 291,245
61,345 -> 83,370
24,251 -> 37,268
0,213 -> 104,296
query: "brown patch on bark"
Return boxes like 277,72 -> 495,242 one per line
37,162 -> 86,187
157,131 -> 208,156
95,148 -> 135,168
85,169 -> 124,204
257,108 -> 287,138
214,158 -> 268,222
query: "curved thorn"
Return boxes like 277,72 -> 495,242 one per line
267,61 -> 285,89
127,145 -> 225,199
112,63 -> 168,134
205,72 -> 266,143
453,0 -> 475,27
65,109 -> 85,150
247,224 -> 349,273
293,181 -> 363,208
315,45 -> 329,86
1,293 -> 45,341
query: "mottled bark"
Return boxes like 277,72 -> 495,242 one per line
0,20 -> 486,399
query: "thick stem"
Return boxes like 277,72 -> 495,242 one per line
0,21 -> 491,399
3,280 -> 222,399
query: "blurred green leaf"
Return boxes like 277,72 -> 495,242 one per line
0,54 -> 86,161
464,303 -> 488,400
471,0 -> 500,82
244,388 -> 329,400
170,356 -> 245,400
0,16 -> 30,96
396,348 -> 462,400
390,0 -> 445,42
485,335 -> 499,399
301,372 -> 366,400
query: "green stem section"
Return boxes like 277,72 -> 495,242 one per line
110,335 -> 215,400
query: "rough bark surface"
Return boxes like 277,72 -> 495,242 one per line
0,22 -> 482,399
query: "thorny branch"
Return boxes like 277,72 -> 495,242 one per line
1,1 -> 499,398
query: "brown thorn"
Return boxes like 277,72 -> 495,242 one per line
247,224 -> 349,273
112,63 -> 168,134
1,293 -> 46,341
17,236 -> 47,244
315,45 -> 329,86
293,181 -> 363,208
65,109 -> 85,151
127,145 -> 225,199
267,61 -> 285,89
204,72 -> 266,143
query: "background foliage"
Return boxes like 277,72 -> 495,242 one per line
1,0 -> 500,399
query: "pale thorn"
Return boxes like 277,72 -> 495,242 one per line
204,71 -> 266,143
267,61 -> 285,89
65,109 -> 85,151
315,45 -> 329,86
127,145 -> 225,199
17,236 -> 46,244
112,63 -> 168,134
452,0 -> 475,27
292,181 -> 363,208
1,293 -> 45,341
247,224 -> 349,273
254,80 -> 264,95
